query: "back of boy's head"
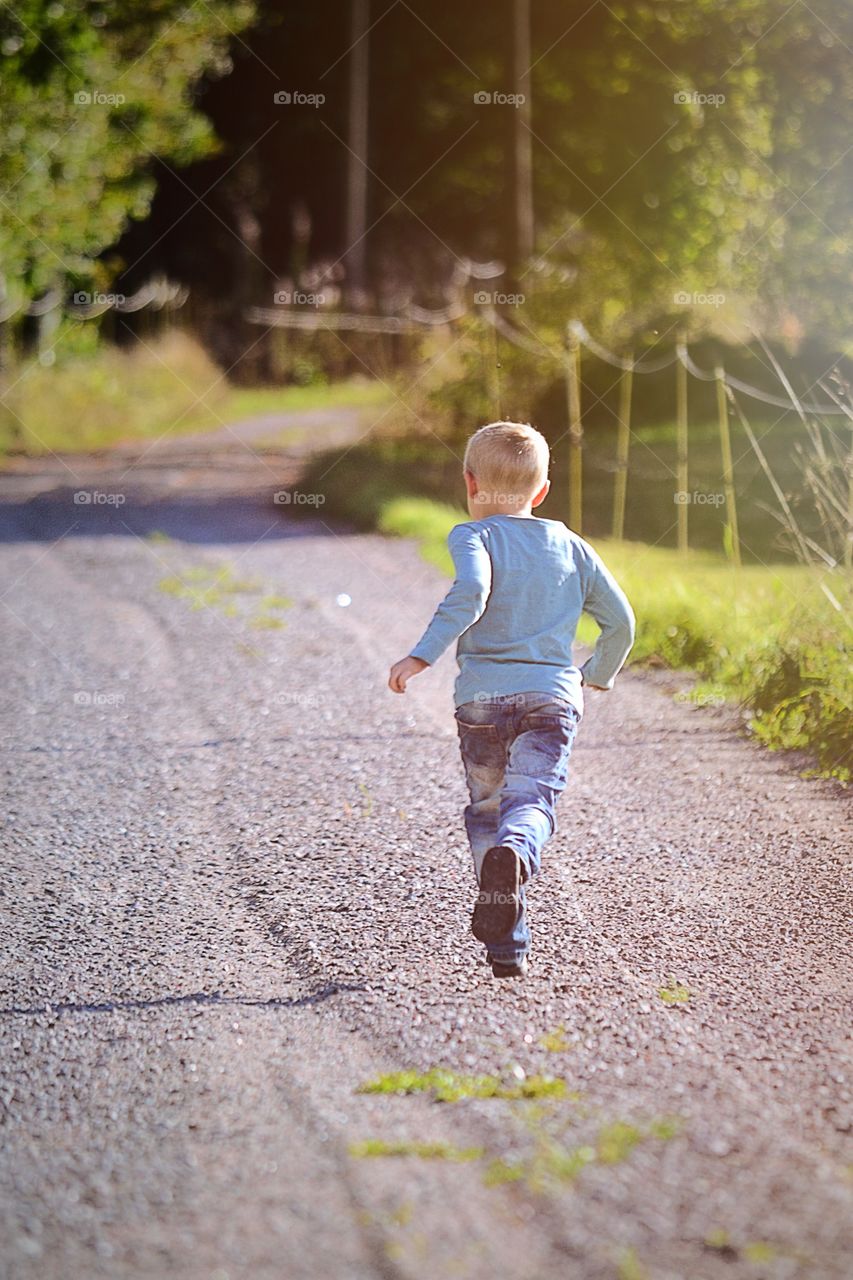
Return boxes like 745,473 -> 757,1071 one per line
464,421 -> 549,502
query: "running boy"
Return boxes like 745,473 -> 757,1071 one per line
388,421 -> 635,979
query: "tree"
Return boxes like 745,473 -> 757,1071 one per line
0,0 -> 254,309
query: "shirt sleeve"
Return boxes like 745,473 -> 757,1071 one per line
579,544 -> 635,689
409,524 -> 492,666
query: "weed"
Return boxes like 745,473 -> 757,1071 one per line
539,1025 -> 573,1053
743,1241 -> 778,1263
356,1067 -> 569,1103
615,1246 -> 649,1280
659,980 -> 691,1005
349,1139 -> 484,1162
249,614 -> 285,629
259,594 -> 293,610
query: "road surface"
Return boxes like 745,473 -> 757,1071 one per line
1,412 -> 851,1280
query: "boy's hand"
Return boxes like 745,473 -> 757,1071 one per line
388,655 -> 429,693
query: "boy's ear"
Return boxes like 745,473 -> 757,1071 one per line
464,469 -> 478,498
531,478 -> 551,508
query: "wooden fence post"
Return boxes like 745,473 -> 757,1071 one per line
715,364 -> 741,567
847,440 -> 853,569
846,412 -> 853,570
612,351 -> 633,541
566,328 -> 583,533
489,318 -> 502,419
676,344 -> 689,556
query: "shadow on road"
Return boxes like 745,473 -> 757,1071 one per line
0,489 -> 326,544
0,411 -> 351,543
0,982 -> 366,1020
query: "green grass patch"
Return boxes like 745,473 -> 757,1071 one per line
349,1139 -> 484,1162
356,1067 -> 570,1103
1,331 -> 227,455
539,1025 -> 573,1053
155,561 -> 295,640
704,1233 -> 784,1265
658,980 -> 692,1006
258,593 -> 294,611
355,1063 -> 679,1197
614,1247 -> 650,1280
157,563 -> 264,613
742,1242 -> 779,1264
350,1112 -> 679,1195
0,327 -> 392,457
248,614 -> 286,629
226,376 -> 392,421
483,1114 -> 679,1193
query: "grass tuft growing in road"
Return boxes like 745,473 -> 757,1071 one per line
156,560 -> 293,635
354,1065 -> 681,1197
356,1067 -> 571,1103
483,1115 -> 679,1193
349,1139 -> 485,1162
539,1025 -> 574,1053
658,979 -> 691,1006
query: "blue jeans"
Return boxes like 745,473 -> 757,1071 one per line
455,692 -> 580,964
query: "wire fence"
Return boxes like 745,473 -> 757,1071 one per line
3,262 -> 846,566
245,285 -> 851,567
0,277 -> 189,325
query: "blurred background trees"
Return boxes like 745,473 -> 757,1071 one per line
1,0 -> 850,352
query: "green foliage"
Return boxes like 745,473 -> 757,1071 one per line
4,1 -> 853,344
0,330 -> 227,454
320,1 -> 853,340
0,0 -> 254,299
0,330 -> 390,456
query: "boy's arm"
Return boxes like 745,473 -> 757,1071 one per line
388,524 -> 491,692
579,548 -> 635,691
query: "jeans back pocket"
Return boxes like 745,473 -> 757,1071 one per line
455,713 -> 504,768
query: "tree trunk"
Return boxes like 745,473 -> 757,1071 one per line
345,0 -> 370,308
511,0 -> 534,274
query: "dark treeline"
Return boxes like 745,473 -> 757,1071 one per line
3,2 -> 852,364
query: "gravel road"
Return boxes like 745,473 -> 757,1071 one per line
1,413 -> 851,1280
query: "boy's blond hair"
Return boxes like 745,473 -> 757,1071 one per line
464,421 -> 549,503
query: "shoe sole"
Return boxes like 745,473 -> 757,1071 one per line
491,960 -> 529,979
472,846 -> 520,944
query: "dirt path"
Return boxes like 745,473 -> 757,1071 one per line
1,415 -> 851,1280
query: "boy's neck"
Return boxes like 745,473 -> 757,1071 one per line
472,504 -> 534,518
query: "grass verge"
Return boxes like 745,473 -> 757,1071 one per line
0,330 -> 392,457
303,463 -> 850,781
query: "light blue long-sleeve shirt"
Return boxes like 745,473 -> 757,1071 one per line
409,514 -> 635,711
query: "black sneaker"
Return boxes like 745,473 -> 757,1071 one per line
491,957 -> 529,979
472,845 -> 521,944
